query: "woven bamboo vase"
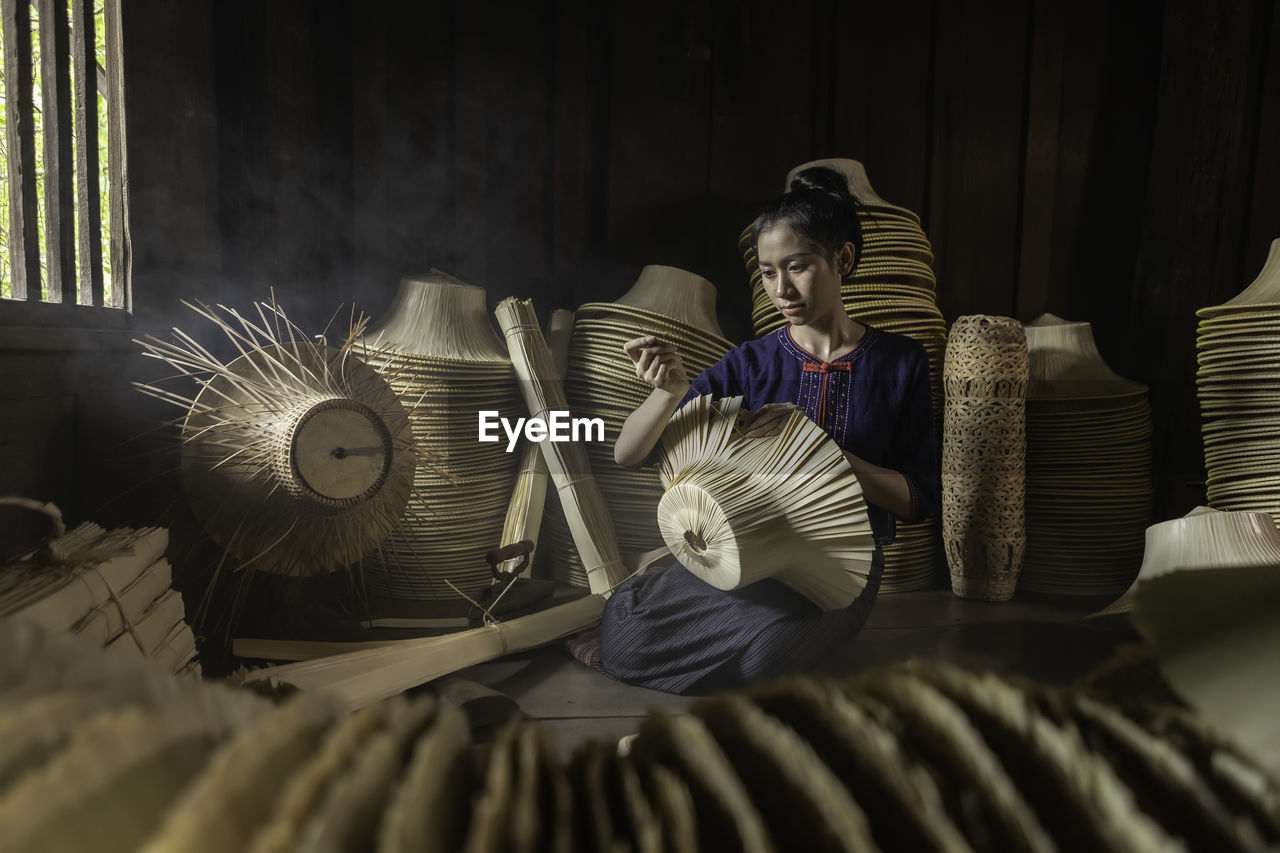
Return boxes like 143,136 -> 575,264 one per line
942,315 -> 1029,600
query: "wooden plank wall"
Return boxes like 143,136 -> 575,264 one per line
4,0 -> 1277,546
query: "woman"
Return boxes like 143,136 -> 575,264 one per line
595,166 -> 939,694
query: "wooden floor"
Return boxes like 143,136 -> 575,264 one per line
453,588 -> 1138,760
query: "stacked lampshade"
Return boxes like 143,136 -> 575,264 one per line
357,272 -> 525,600
1196,239 -> 1280,525
1020,314 -> 1152,597
547,266 -> 736,587
740,158 -> 945,592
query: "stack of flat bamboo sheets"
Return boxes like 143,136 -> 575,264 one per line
0,523 -> 199,676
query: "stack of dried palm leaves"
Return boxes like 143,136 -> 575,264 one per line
0,520 -> 199,676
548,266 -> 736,587
9,611 -> 1277,853
740,158 -> 946,593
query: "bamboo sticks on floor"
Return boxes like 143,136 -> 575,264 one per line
239,594 -> 606,711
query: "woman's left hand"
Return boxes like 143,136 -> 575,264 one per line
739,402 -> 802,438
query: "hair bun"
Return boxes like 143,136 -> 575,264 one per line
789,165 -> 851,199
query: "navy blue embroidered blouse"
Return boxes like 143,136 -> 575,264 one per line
680,325 -> 939,545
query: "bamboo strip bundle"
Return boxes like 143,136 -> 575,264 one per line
0,617 -> 258,723
72,558 -> 172,645
498,308 -> 574,574
241,594 -> 606,710
0,524 -> 168,632
148,622 -> 199,675
232,636 -> 402,662
495,296 -> 628,594
101,589 -> 185,660
656,395 -> 876,610
942,315 -> 1028,601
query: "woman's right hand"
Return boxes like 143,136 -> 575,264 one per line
623,336 -> 690,398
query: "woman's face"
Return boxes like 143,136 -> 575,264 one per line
757,225 -> 852,327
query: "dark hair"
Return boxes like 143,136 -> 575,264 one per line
751,165 -> 864,275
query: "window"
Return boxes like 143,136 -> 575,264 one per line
0,0 -> 125,311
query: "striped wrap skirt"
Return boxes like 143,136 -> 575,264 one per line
596,548 -> 885,694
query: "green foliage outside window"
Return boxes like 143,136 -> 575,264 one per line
0,2 -> 112,302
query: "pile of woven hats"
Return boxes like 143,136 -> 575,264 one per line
546,266 -> 736,587
740,158 -> 945,593
1020,314 -> 1152,597
357,272 -> 526,601
1196,239 -> 1280,524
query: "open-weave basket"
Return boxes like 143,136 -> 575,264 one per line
942,315 -> 1029,600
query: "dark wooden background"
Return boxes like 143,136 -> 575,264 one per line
3,0 -> 1278,551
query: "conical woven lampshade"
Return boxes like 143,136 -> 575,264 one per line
1197,239 -> 1280,318
608,265 -> 726,341
362,272 -> 509,362
1024,314 -> 1148,399
1092,506 -> 1280,618
785,157 -> 892,207
656,395 -> 876,610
